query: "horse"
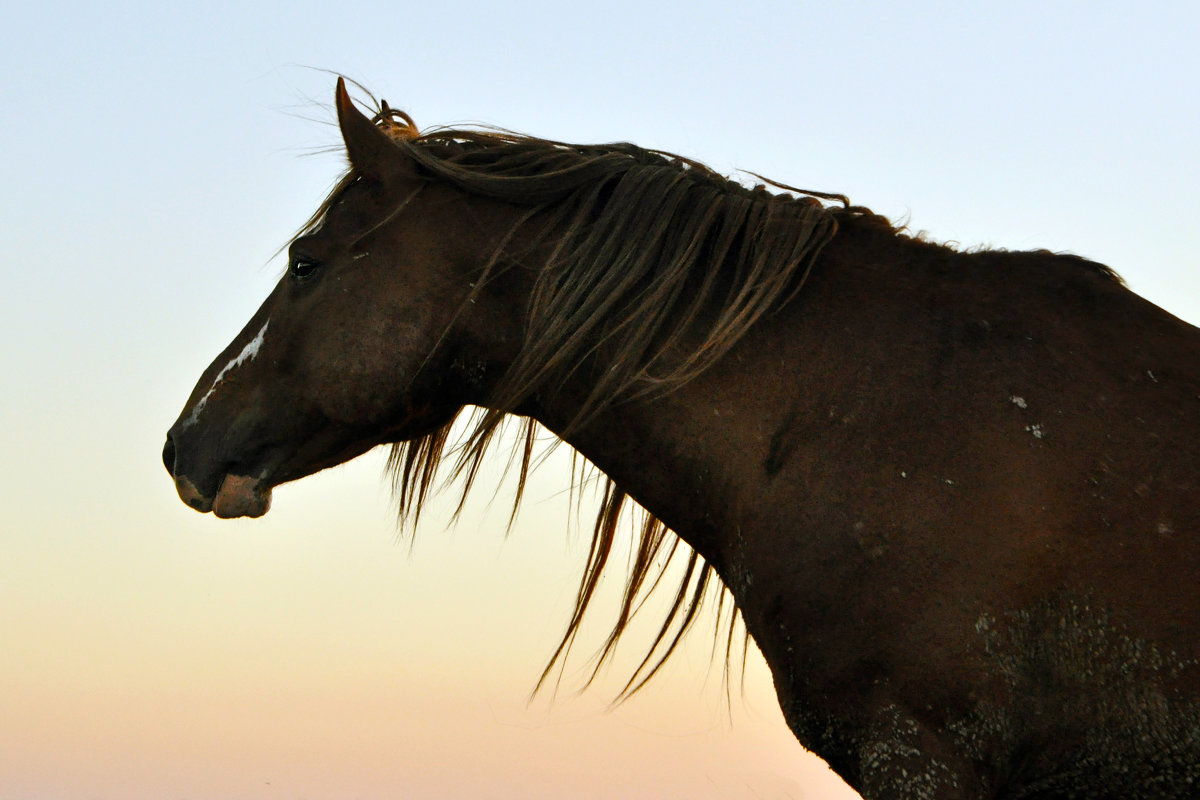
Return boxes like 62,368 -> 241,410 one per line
163,78 -> 1200,799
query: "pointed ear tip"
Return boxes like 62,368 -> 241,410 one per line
336,78 -> 365,122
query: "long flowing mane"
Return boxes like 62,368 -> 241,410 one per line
296,100 -> 876,695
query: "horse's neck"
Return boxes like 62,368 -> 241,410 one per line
520,229 -> 884,574
540,399 -> 729,565
519,229 -> 915,620
528,321 -> 812,584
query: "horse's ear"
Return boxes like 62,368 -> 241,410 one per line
335,77 -> 409,182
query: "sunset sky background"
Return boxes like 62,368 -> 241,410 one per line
3,2 -> 1198,799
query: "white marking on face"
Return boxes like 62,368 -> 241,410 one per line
1010,395 -> 1028,409
180,321 -> 269,429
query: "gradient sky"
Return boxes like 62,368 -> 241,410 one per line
3,2 -> 1198,799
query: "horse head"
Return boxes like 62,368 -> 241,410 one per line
163,80 -> 521,518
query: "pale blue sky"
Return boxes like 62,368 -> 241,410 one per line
2,2 -> 1197,799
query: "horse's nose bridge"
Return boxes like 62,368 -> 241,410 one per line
170,317 -> 275,439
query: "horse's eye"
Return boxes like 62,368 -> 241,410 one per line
289,258 -> 320,281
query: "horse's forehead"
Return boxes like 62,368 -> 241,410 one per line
323,178 -> 403,233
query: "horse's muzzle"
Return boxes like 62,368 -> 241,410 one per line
162,432 -> 272,518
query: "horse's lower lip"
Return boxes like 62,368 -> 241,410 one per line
212,474 -> 273,518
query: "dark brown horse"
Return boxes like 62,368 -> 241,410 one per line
164,79 -> 1200,799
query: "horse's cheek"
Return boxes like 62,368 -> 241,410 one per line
299,306 -> 437,426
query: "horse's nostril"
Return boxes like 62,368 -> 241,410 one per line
162,435 -> 177,476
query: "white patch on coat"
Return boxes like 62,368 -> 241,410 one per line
180,321 -> 269,429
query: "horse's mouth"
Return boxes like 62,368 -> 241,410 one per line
174,472 -> 273,518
